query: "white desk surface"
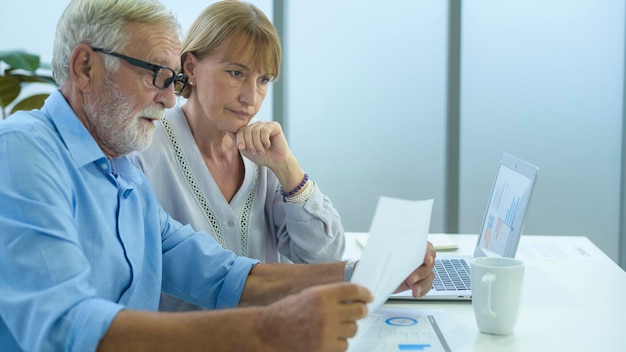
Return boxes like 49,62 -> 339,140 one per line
344,232 -> 626,352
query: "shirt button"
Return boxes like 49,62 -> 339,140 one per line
101,163 -> 108,170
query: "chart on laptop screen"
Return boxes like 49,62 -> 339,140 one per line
477,162 -> 534,257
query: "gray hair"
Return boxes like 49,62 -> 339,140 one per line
52,0 -> 181,86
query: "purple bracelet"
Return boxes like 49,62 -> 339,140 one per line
280,173 -> 309,197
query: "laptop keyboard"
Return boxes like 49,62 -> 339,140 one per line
432,258 -> 471,291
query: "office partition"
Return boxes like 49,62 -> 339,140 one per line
285,0 -> 449,234
459,0 -> 624,260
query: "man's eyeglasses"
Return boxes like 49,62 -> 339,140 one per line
91,47 -> 188,94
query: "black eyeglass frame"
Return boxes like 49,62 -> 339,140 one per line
91,47 -> 188,94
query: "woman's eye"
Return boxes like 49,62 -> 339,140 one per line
259,76 -> 271,85
228,70 -> 243,78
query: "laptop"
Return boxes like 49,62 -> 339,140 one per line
390,152 -> 539,301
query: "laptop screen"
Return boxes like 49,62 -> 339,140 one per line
474,153 -> 539,258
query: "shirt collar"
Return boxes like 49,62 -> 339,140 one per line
42,90 -> 106,169
41,90 -> 144,188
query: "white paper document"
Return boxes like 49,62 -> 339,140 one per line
347,308 -> 452,352
350,196 -> 434,312
516,237 -> 605,260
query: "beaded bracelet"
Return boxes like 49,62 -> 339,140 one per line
280,173 -> 309,197
284,180 -> 314,204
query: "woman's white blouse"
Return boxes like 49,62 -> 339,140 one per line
130,106 -> 345,264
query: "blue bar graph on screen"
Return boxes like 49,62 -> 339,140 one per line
492,180 -> 508,210
505,196 -> 518,227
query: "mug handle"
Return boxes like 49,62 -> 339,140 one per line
481,273 -> 497,317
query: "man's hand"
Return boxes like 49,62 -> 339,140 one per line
395,241 -> 436,298
258,282 -> 373,352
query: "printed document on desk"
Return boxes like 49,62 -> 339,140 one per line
348,308 -> 452,352
350,196 -> 433,311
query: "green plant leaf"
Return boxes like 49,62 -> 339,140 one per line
0,75 -> 21,108
10,93 -> 49,114
0,50 -> 40,72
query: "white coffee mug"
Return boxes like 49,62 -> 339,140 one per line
470,256 -> 525,335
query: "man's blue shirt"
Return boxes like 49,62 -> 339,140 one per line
0,90 -> 259,351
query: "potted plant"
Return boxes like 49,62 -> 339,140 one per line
0,50 -> 58,120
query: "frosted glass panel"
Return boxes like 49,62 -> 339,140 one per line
459,0 -> 624,260
286,1 -> 448,231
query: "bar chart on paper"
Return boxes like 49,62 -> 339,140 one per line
347,308 -> 451,352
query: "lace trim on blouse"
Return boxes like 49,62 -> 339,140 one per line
161,117 -> 258,255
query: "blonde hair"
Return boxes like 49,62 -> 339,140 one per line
179,0 -> 281,98
52,0 -> 181,86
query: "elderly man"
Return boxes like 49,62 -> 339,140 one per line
0,0 -> 435,351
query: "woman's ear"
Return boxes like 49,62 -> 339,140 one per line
69,44 -> 100,92
182,52 -> 197,82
